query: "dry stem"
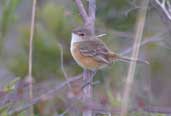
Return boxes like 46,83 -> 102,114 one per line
120,0 -> 149,116
27,0 -> 37,115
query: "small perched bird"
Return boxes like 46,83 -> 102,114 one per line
70,28 -> 148,70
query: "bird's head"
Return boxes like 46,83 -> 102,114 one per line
71,28 -> 91,44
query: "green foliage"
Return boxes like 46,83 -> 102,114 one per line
40,3 -> 65,33
106,87 -> 121,107
0,102 -> 12,115
150,60 -> 163,73
32,27 -> 61,79
40,2 -> 72,38
0,0 -> 169,115
97,0 -> 136,30
8,3 -> 76,80
8,53 -> 28,77
17,26 -> 63,80
147,43 -> 158,50
109,0 -> 128,9
0,0 -> 22,38
3,77 -> 20,92
110,12 -> 136,30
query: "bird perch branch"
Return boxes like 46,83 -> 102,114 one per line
74,0 -> 96,116
75,0 -> 89,23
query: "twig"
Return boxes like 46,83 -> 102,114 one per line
120,31 -> 167,56
57,43 -> 72,89
75,0 -> 89,23
88,0 -> 96,21
8,74 -> 82,115
74,0 -> 96,116
151,1 -> 171,31
155,0 -> 171,20
124,0 -> 142,16
88,0 -> 96,33
27,0 -> 37,115
82,70 -> 94,116
120,0 -> 149,116
7,77 -> 171,115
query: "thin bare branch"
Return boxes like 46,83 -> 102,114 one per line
124,0 -> 142,16
155,0 -> 171,20
57,43 -> 72,89
28,0 -> 36,82
75,0 -> 89,23
88,0 -> 96,21
7,77 -> 171,115
120,0 -> 149,116
74,0 -> 96,116
82,70 -> 95,116
120,31 -> 167,56
87,0 -> 96,34
8,74 -> 82,115
27,0 -> 37,115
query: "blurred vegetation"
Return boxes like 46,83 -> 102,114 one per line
0,0 -> 170,115
0,0 -> 22,53
0,0 -> 22,37
97,0 -> 136,30
0,0 -> 138,80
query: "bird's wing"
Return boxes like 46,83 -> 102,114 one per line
79,39 -> 111,64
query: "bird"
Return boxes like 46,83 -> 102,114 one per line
70,28 -> 148,70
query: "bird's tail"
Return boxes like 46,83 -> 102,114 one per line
117,56 -> 149,64
109,53 -> 149,64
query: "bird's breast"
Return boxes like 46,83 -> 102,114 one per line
70,43 -> 105,70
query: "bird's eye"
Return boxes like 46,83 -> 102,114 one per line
79,33 -> 85,36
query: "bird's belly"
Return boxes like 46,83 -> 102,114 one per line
70,44 -> 104,70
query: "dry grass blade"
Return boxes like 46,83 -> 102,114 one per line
27,0 -> 37,115
57,43 -> 72,89
120,0 -> 149,116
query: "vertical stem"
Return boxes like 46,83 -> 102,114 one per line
82,70 -> 95,116
82,0 -> 96,115
28,0 -> 37,115
120,0 -> 149,116
88,0 -> 96,34
58,43 -> 72,89
73,0 -> 96,116
75,0 -> 89,23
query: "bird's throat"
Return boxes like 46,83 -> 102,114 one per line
71,33 -> 82,45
